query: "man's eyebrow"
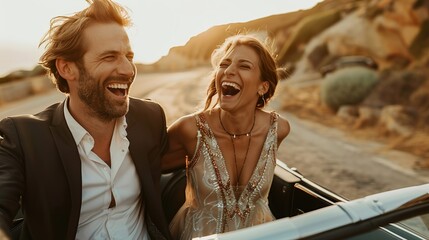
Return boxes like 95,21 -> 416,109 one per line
99,50 -> 119,57
99,50 -> 134,57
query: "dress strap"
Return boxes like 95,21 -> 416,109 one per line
195,112 -> 203,129
270,111 -> 279,125
268,111 -> 279,149
188,113 -> 206,168
194,112 -> 212,138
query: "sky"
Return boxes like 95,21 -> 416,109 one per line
0,0 -> 322,76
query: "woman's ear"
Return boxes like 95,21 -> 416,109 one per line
56,58 -> 78,81
258,81 -> 269,95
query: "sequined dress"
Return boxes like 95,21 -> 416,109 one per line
169,112 -> 279,240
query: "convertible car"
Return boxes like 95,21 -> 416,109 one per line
10,160 -> 429,239
160,161 -> 429,240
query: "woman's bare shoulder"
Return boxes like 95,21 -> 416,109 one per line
275,112 -> 291,140
168,113 -> 199,137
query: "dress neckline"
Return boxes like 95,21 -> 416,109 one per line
196,111 -> 278,202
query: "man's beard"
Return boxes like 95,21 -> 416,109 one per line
77,65 -> 130,122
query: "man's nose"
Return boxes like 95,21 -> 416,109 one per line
117,56 -> 135,77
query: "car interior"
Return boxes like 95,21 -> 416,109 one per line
160,162 -> 429,239
10,161 -> 342,239
160,161 -> 346,224
10,161 -> 428,239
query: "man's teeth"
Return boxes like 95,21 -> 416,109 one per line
108,83 -> 128,89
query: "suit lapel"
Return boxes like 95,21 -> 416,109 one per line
50,99 -> 82,239
46,99 -> 168,239
127,112 -> 155,198
126,106 -> 168,238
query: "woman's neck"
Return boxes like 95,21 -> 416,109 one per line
218,108 -> 257,137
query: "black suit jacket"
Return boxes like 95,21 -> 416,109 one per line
0,97 -> 172,240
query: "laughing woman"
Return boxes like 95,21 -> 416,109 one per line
162,34 -> 290,240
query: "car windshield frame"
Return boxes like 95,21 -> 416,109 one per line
194,184 -> 429,240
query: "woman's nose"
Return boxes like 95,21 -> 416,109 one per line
224,64 -> 236,76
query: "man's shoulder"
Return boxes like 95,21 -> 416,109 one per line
3,102 -> 62,124
0,102 -> 62,138
129,97 -> 163,111
130,96 -> 158,105
128,97 -> 166,124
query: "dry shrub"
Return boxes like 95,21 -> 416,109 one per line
410,81 -> 429,128
321,67 -> 378,110
308,43 -> 329,69
364,69 -> 426,108
279,75 -> 429,169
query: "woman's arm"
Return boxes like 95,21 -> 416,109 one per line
277,114 -> 291,147
161,115 -> 197,173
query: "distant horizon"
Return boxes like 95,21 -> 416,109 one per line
0,0 -> 322,77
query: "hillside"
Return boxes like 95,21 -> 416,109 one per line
146,0 -> 429,168
145,0 -> 363,71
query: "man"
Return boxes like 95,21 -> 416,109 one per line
0,0 -> 171,239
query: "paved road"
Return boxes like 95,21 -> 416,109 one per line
1,67 -> 427,200
144,68 -> 429,200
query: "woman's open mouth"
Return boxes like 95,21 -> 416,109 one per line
221,82 -> 240,96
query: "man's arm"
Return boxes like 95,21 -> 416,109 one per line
0,118 -> 25,238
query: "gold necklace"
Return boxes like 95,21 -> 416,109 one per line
219,110 -> 256,188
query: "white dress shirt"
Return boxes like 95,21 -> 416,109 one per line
64,103 -> 149,240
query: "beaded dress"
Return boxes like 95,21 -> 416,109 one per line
169,112 -> 279,240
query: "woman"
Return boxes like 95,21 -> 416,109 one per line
162,34 -> 290,240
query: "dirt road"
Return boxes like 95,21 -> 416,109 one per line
1,67 -> 427,200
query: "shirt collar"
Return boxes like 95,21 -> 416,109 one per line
64,100 -> 88,146
63,99 -> 128,146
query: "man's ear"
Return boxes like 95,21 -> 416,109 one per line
56,58 -> 78,81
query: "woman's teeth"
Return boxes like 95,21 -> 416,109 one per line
221,82 -> 240,96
